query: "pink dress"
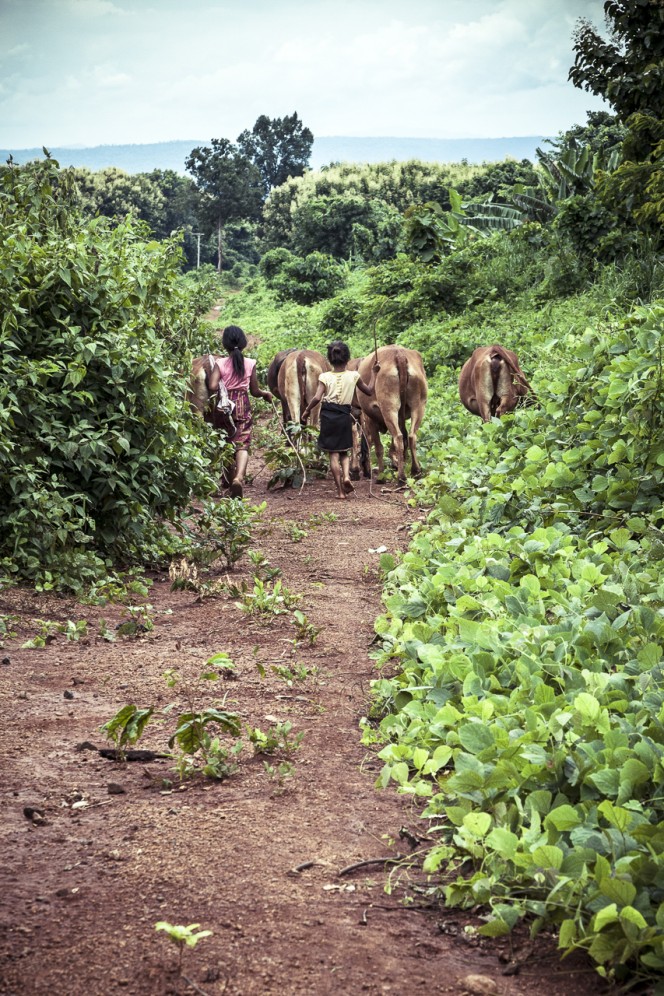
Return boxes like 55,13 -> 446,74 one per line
215,355 -> 256,449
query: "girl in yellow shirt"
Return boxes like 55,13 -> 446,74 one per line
302,341 -> 379,499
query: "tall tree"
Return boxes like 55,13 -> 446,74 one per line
237,112 -> 313,200
185,139 -> 262,271
569,1 -> 664,126
569,1 -> 664,234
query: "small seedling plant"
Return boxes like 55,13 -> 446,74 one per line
291,609 -> 321,646
164,664 -> 242,781
239,578 -> 301,617
0,612 -> 17,645
248,720 -> 304,755
263,760 -> 295,791
270,662 -> 318,687
154,921 -> 212,979
100,704 -> 154,761
285,521 -> 308,543
175,496 -> 265,569
115,603 -> 155,637
247,549 -> 281,580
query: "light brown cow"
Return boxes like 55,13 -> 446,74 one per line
187,353 -> 222,418
351,346 -> 428,483
458,345 -> 531,422
276,349 -> 330,430
267,348 -> 298,427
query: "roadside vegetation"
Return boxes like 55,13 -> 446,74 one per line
2,2 -> 663,986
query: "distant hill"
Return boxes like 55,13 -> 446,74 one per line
0,135 -> 548,175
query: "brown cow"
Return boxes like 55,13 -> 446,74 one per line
187,353 -> 222,418
266,348 -> 297,406
276,349 -> 330,430
351,346 -> 428,483
458,345 -> 531,422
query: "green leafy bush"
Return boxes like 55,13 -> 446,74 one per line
259,248 -> 347,305
366,301 -> 664,984
0,157 -> 222,590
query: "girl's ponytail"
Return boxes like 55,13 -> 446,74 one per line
222,325 -> 247,377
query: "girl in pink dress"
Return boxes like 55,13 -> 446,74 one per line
208,325 -> 273,498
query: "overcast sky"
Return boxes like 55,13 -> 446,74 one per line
0,0 -> 609,149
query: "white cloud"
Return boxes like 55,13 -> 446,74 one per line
93,65 -> 131,87
60,0 -> 125,15
5,43 -> 30,57
0,0 -> 609,148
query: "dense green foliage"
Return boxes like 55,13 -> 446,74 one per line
220,105 -> 664,986
0,156 -> 222,590
237,112 -> 313,200
5,38 -> 664,982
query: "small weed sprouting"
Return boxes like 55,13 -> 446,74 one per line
100,704 -> 154,761
155,921 -> 212,978
308,511 -> 338,527
271,662 -> 317,686
164,664 -> 242,781
0,612 -> 17,646
291,609 -> 321,646
206,650 -> 237,680
263,759 -> 295,790
59,619 -> 89,642
248,720 -> 304,755
115,603 -> 155,638
97,618 -> 116,642
285,521 -> 308,543
239,578 -> 301,617
21,618 -> 89,648
247,549 -> 281,581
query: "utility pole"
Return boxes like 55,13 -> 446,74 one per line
191,232 -> 203,268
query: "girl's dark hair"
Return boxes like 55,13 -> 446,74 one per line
223,325 -> 247,377
327,340 -> 350,365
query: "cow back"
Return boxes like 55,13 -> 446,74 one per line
355,346 -> 427,428
277,349 -> 330,424
267,348 -> 298,400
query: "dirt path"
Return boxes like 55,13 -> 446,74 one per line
0,454 -> 605,995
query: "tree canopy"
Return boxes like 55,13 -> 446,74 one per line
569,0 -> 664,125
237,112 -> 313,200
185,138 -> 262,270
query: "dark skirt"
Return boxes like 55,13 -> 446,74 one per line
318,401 -> 353,453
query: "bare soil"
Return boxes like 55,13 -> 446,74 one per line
0,448 -> 609,995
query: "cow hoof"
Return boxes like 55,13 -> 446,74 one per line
350,469 -> 360,481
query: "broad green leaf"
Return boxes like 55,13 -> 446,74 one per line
462,812 -> 492,838
599,877 -> 637,907
545,805 -> 581,832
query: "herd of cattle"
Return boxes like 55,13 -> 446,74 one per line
189,344 -> 532,483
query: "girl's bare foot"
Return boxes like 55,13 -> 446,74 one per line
335,492 -> 347,500
342,479 -> 354,495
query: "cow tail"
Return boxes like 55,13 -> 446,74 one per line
296,352 -> 307,418
492,346 -> 537,400
396,350 -> 408,441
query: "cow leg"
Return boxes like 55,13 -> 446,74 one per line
349,417 -> 362,480
407,414 -> 424,477
382,412 -> 405,482
364,419 -> 383,477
